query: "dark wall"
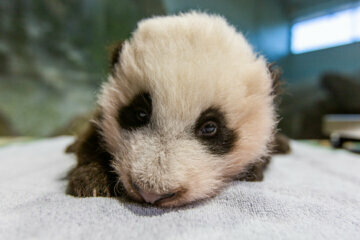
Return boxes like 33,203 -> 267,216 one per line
279,42 -> 360,85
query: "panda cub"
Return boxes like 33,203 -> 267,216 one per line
66,12 -> 289,207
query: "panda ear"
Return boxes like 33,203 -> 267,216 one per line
65,110 -> 108,165
267,63 -> 282,96
108,41 -> 124,72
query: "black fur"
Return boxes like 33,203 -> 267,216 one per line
109,41 -> 124,70
194,107 -> 237,155
235,156 -> 271,181
118,92 -> 152,130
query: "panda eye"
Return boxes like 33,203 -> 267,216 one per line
136,109 -> 149,122
118,92 -> 152,130
194,107 -> 237,155
198,121 -> 217,137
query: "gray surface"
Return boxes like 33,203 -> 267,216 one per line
0,137 -> 359,240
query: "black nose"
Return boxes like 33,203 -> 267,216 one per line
133,184 -> 176,204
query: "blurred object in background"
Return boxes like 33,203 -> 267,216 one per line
323,114 -> 360,153
0,111 -> 16,136
323,115 -> 360,138
0,0 -> 359,138
279,72 -> 360,139
50,111 -> 94,137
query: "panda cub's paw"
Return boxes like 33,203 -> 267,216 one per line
66,162 -> 114,197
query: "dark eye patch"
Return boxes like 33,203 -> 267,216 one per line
194,107 -> 237,155
118,92 -> 152,130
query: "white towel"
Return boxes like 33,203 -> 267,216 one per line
0,137 -> 359,240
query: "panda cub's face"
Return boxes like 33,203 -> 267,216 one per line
98,13 -> 275,207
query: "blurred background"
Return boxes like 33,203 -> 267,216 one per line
0,0 -> 360,140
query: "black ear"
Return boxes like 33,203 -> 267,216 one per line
266,64 -> 291,155
108,41 -> 124,72
267,63 -> 282,96
72,112 -> 109,166
65,110 -> 104,159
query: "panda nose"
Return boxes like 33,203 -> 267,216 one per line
139,190 -> 176,204
133,184 -> 176,204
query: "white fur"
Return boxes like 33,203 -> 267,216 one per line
98,12 -> 275,207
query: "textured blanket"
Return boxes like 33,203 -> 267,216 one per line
0,137 -> 359,240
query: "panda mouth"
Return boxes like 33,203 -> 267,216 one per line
152,188 -> 188,207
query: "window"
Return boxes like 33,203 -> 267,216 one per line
291,6 -> 360,54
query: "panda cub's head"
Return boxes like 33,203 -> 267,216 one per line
98,12 -> 275,207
